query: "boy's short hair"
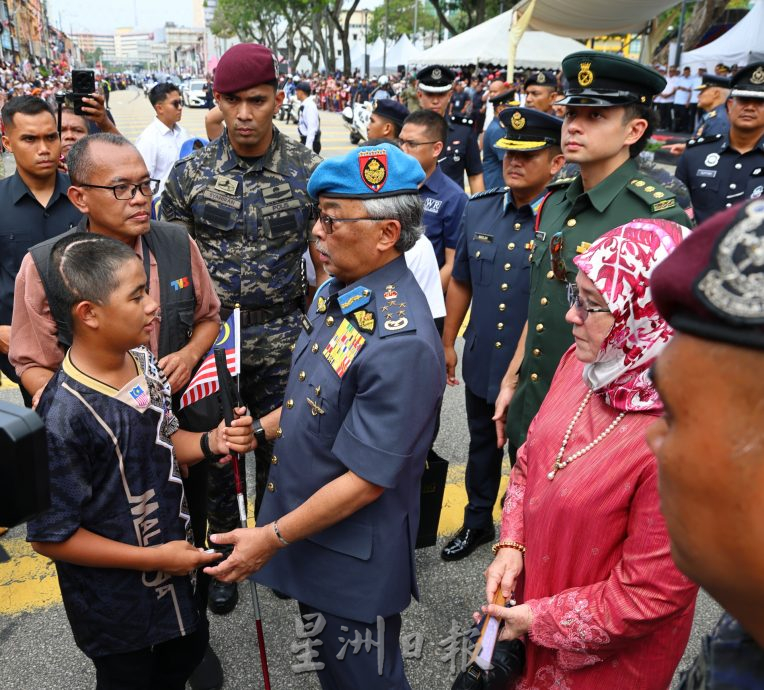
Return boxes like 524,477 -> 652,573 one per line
1,95 -> 56,131
49,233 -> 139,332
402,109 -> 447,146
149,82 -> 180,107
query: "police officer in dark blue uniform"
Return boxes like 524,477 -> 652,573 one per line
677,62 -> 764,224
695,74 -> 730,138
204,143 -> 445,689
440,108 -> 564,561
416,64 -> 485,193
482,89 -> 518,190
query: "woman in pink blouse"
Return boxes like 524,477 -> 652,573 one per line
482,219 -> 698,690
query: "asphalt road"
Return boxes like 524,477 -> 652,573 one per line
0,87 -> 721,689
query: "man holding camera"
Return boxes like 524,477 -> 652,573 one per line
0,96 -> 82,403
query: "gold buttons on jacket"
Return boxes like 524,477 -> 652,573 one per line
499,303 -> 506,311
298,371 -> 306,381
514,223 -> 521,230
271,455 -> 278,465
508,242 -> 515,250
326,316 -> 335,326
540,297 -> 548,306
495,342 -> 502,348
276,427 -> 283,438
566,218 -> 576,227
497,322 -> 504,330
532,348 -> 541,356
530,373 -> 539,382
311,343 -> 319,353
500,283 -> 508,291
286,399 -> 294,409
504,263 -> 511,271
289,343 -> 296,352
546,270 -> 554,279
475,250 -> 481,258
267,482 -> 275,492
536,323 -> 544,333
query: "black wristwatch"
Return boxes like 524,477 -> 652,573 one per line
200,431 -> 224,461
253,418 -> 267,446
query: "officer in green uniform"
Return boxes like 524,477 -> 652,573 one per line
161,43 -> 325,614
495,51 -> 693,461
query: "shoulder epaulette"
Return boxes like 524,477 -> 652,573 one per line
547,176 -> 576,190
626,177 -> 678,212
469,186 -> 508,201
450,114 -> 474,127
686,133 -> 724,148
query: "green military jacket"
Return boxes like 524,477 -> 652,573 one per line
160,127 -> 321,310
505,157 -> 692,452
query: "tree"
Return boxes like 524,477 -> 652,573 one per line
368,0 -> 440,42
326,0 -> 362,76
650,0 -> 732,64
426,0 -> 509,36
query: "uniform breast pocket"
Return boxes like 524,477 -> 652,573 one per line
193,199 -> 240,234
519,262 -> 532,297
0,229 -> 32,276
468,243 -> 497,286
305,369 -> 342,441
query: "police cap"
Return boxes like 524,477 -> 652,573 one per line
494,107 -> 562,153
416,65 -> 455,93
524,70 -> 557,89
652,200 -> 764,351
730,62 -> 764,100
489,89 -> 519,106
308,143 -> 425,200
213,43 -> 279,93
697,74 -> 731,91
556,50 -> 666,107
372,99 -> 409,127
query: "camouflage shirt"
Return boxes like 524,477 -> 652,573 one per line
160,127 -> 321,309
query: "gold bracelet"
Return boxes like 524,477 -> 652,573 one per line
492,540 -> 526,555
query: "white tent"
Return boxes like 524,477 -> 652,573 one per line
680,0 -> 764,70
412,10 -> 584,67
513,0 -> 683,38
386,35 -> 420,68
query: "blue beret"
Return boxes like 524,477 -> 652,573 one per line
179,137 -> 209,159
372,98 -> 409,127
308,143 -> 425,200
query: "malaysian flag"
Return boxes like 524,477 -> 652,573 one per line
179,308 -> 240,409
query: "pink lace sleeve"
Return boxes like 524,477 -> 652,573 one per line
524,461 -> 697,671
499,441 -> 528,542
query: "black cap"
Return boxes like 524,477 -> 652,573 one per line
697,74 -> 731,91
556,50 -> 667,107
730,63 -> 764,100
416,65 -> 455,93
295,81 -> 312,95
372,98 -> 409,127
494,107 -> 562,153
524,70 -> 557,89
489,89 -> 519,106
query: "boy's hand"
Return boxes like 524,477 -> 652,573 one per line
210,406 -> 255,456
155,540 -> 222,576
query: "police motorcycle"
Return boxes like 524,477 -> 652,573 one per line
278,94 -> 300,124
341,101 -> 372,144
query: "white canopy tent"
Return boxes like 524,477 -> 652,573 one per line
386,35 -> 420,68
512,0 -> 683,38
412,10 -> 584,67
680,0 -> 764,70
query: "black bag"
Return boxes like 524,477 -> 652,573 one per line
416,448 -> 448,549
451,625 -> 525,690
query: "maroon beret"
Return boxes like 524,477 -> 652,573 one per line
213,43 -> 278,94
652,200 -> 764,350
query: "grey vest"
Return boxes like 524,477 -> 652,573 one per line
30,218 -> 195,359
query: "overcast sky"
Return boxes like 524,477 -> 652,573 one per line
48,0 -> 196,35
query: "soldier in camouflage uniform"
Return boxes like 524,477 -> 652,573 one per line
161,42 -> 324,613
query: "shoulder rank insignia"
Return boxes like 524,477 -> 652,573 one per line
323,319 -> 365,378
384,316 -> 409,331
470,187 -> 507,200
338,286 -> 371,315
686,134 -> 723,148
316,296 -> 329,314
352,309 -> 375,333
651,198 -> 677,212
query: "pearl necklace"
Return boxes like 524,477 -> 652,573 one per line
547,389 -> 626,481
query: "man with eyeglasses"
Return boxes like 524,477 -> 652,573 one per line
400,109 -> 468,296
441,108 -> 564,562
136,82 -> 188,195
493,51 -> 692,465
0,95 -> 82,405
202,142 -> 445,690
10,132 -> 225,688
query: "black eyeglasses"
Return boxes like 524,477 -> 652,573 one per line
310,205 -> 387,235
398,138 -> 439,148
80,179 -> 160,200
567,285 -> 611,318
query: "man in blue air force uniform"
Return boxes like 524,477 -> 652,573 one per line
204,143 -> 445,689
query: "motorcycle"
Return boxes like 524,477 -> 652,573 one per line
341,101 -> 372,145
278,94 -> 300,124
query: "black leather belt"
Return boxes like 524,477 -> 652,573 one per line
220,299 -> 303,327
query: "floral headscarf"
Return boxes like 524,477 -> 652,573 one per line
572,219 -> 691,412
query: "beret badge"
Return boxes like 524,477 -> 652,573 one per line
696,201 -> 764,323
359,149 -> 388,193
577,61 -> 594,87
